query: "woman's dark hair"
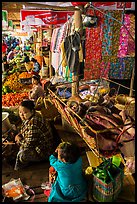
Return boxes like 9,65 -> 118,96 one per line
58,142 -> 81,163
31,57 -> 37,62
32,74 -> 42,86
24,53 -> 28,57
20,99 -> 35,111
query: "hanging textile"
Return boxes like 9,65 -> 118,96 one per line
111,10 -> 122,56
109,57 -> 134,79
100,10 -> 113,79
118,14 -> 130,58
100,61 -> 111,78
63,31 -> 81,73
84,9 -> 104,80
50,16 -> 76,76
123,57 -> 135,79
102,10 -> 113,57
51,52 -> 60,72
127,14 -> 135,57
50,28 -> 60,52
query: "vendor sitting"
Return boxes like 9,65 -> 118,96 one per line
21,53 -> 33,72
14,99 -> 58,170
29,75 -> 45,103
31,58 -> 41,75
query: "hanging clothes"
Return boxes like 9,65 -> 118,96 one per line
64,31 -> 81,73
50,27 -> 60,52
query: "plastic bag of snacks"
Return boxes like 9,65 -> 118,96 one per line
2,178 -> 30,201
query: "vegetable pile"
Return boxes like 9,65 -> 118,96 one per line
2,85 -> 16,95
19,72 -> 32,79
3,72 -> 32,93
2,92 -> 29,107
3,72 -> 24,92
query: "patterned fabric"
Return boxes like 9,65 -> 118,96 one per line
127,14 -> 135,56
100,61 -> 111,78
102,10 -> 113,56
118,14 -> 130,58
111,11 -> 122,56
33,61 -> 41,73
19,111 -> 55,158
109,57 -> 134,79
123,57 -> 135,79
84,9 -> 104,80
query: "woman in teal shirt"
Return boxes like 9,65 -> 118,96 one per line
48,142 -> 87,202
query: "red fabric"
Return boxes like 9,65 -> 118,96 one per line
84,9 -> 104,80
44,189 -> 51,197
2,43 -> 7,53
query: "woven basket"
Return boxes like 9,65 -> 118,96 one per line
64,108 -> 80,132
35,97 -> 59,120
92,160 -> 124,202
115,94 -> 135,119
19,78 -> 32,85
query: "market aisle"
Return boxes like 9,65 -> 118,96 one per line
2,123 -> 90,202
2,123 -> 135,202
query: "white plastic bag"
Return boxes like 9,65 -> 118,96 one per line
2,178 -> 29,201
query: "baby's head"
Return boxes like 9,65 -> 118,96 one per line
57,142 -> 81,163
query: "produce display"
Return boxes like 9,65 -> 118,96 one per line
3,72 -> 24,91
19,72 -> 32,79
2,85 -> 16,95
2,92 -> 29,107
3,72 -> 32,92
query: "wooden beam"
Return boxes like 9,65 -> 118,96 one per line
10,2 -> 80,11
10,20 -> 20,22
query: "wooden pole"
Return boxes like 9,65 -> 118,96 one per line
48,25 -> 53,78
72,8 -> 83,96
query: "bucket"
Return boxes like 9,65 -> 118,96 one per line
2,112 -> 12,134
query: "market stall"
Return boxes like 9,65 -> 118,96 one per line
2,2 -> 135,202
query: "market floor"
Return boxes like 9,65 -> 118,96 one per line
2,122 -> 135,202
2,122 -> 90,202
